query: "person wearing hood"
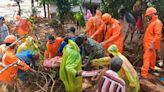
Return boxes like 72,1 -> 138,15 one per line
17,36 -> 38,54
91,44 -> 140,92
108,45 -> 140,92
94,9 -> 103,43
85,9 -> 93,20
91,13 -> 123,53
85,17 -> 96,38
141,7 -> 163,79
15,16 -> 32,42
60,40 -> 82,92
0,35 -> 30,91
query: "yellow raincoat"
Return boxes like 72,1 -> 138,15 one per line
17,36 -> 39,53
60,40 -> 82,92
108,45 -> 140,92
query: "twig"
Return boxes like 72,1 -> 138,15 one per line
34,82 -> 47,92
0,62 -> 17,74
55,84 -> 63,92
47,74 -> 56,92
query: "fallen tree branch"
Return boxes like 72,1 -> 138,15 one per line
134,66 -> 164,74
0,62 -> 17,74
47,74 -> 56,92
34,82 -> 47,92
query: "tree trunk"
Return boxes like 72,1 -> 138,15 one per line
31,0 -> 35,16
43,3 -> 47,18
31,0 -> 34,8
47,4 -> 50,19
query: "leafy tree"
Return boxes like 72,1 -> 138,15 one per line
100,0 -> 135,18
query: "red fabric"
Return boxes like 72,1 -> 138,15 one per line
136,16 -> 142,31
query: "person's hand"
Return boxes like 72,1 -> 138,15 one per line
149,43 -> 154,51
24,65 -> 30,71
100,42 -> 106,46
75,70 -> 82,77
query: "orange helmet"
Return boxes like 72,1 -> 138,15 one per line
4,35 -> 17,43
102,13 -> 112,23
145,7 -> 157,16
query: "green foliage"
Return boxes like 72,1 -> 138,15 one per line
100,0 -> 135,19
39,0 -> 56,4
152,0 -> 164,21
73,11 -> 85,27
55,0 -> 73,23
69,0 -> 82,6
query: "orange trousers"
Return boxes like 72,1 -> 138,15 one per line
141,49 -> 156,78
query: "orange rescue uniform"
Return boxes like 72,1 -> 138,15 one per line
85,17 -> 96,38
141,15 -> 163,78
0,48 -> 30,84
44,37 -> 63,59
95,19 -> 123,53
16,18 -> 32,38
94,10 -> 103,42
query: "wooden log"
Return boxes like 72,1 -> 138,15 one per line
134,66 -> 164,74
140,79 -> 164,92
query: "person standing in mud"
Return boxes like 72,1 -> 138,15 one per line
141,7 -> 163,79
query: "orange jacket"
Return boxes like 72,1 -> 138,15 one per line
143,15 -> 163,50
94,10 -> 103,42
95,19 -> 123,52
0,48 -> 30,84
16,18 -> 32,37
46,37 -> 63,59
85,17 -> 96,37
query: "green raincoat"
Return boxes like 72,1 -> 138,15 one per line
118,53 -> 140,92
108,45 -> 140,92
60,40 -> 82,92
17,36 -> 39,53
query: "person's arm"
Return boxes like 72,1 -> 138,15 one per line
91,23 -> 105,38
91,57 -> 111,67
152,21 -> 163,50
101,24 -> 121,45
85,21 -> 92,33
83,47 -> 95,66
58,42 -> 66,54
8,54 -> 30,71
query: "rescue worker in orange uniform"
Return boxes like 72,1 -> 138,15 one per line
91,13 -> 123,53
15,15 -> 32,42
44,35 -> 63,59
141,7 -> 163,78
94,9 -> 103,43
0,35 -> 30,91
85,17 -> 96,38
